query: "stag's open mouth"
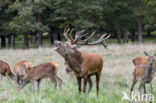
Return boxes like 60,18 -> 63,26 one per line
54,46 -> 58,51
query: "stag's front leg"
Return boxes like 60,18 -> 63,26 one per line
83,77 -> 87,94
76,76 -> 82,94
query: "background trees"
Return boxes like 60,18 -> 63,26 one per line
0,0 -> 155,48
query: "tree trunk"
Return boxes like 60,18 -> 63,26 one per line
8,35 -> 11,48
1,36 -> 6,48
49,33 -> 54,44
131,30 -> 136,42
12,34 -> 16,47
123,30 -> 129,43
31,35 -> 36,44
38,32 -> 42,46
23,33 -> 29,48
138,0 -> 143,43
117,29 -> 121,44
147,30 -> 151,37
57,32 -> 61,41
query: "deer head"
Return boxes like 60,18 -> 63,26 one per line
55,29 -> 110,56
144,51 -> 156,82
144,51 -> 156,64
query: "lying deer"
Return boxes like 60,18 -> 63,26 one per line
13,60 -> 32,85
55,29 -> 110,96
0,60 -> 15,80
18,61 -> 62,92
130,52 -> 156,96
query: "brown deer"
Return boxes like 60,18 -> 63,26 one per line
130,52 -> 156,96
18,61 -> 62,92
132,52 -> 156,67
13,60 -> 32,85
0,60 -> 15,80
55,29 -> 110,96
133,56 -> 148,66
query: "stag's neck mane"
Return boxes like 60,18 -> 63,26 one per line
64,48 -> 83,74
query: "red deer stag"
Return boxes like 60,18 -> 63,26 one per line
0,60 -> 15,80
13,60 -> 32,85
130,52 -> 156,96
18,61 -> 62,92
55,29 -> 110,96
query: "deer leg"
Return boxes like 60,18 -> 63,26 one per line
143,84 -> 146,94
55,75 -> 62,91
16,76 -> 20,86
150,83 -> 152,94
138,82 -> 144,95
50,76 -> 57,89
6,73 -> 10,80
76,76 -> 82,94
96,72 -> 101,97
30,80 -> 35,92
130,79 -> 137,96
37,79 -> 41,92
87,76 -> 93,94
83,77 -> 87,94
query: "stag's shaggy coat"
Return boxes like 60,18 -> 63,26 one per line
18,61 -> 62,92
55,29 -> 108,96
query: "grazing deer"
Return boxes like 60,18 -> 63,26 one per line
130,52 -> 156,96
0,60 -> 15,80
13,60 -> 32,85
55,29 -> 110,96
18,61 -> 62,92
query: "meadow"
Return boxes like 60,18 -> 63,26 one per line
0,43 -> 156,103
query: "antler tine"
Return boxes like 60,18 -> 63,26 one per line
85,31 -> 96,41
63,28 -> 70,41
69,29 -> 74,41
103,34 -> 111,40
72,30 -> 85,43
81,33 -> 88,38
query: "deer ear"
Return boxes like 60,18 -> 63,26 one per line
144,51 -> 150,57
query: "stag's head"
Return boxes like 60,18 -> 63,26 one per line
55,29 -> 110,57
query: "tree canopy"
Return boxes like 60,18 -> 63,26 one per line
0,0 -> 155,48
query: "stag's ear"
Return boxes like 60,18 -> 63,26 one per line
144,51 -> 151,57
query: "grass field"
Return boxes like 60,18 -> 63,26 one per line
0,43 -> 156,103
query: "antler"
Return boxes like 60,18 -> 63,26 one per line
63,29 -> 110,48
64,29 -> 70,41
